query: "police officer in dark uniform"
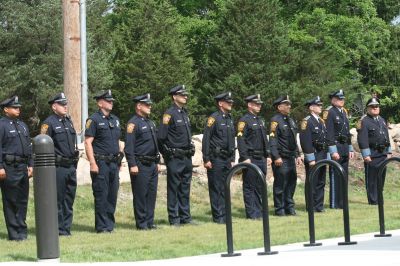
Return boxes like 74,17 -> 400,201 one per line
41,92 -> 79,236
157,85 -> 195,226
84,90 -> 123,233
124,93 -> 160,230
357,97 -> 391,205
269,95 -> 302,216
299,96 -> 328,212
0,96 -> 33,240
202,92 -> 235,224
323,90 -> 354,209
237,94 -> 271,219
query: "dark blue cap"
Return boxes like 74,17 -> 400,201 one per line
329,89 -> 345,99
48,92 -> 68,105
214,92 -> 233,103
245,94 -> 263,104
0,96 -> 22,108
169,85 -> 188,96
366,97 -> 380,107
305,96 -> 323,107
93,90 -> 115,101
133,93 -> 153,104
273,95 -> 291,107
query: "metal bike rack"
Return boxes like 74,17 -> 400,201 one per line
304,159 -> 357,247
221,162 -> 278,257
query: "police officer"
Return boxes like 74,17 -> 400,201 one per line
357,97 -> 391,205
41,93 -> 79,236
299,96 -> 328,212
237,94 -> 271,219
202,92 -> 235,224
157,85 -> 195,226
323,90 -> 354,209
0,96 -> 33,241
124,94 -> 160,230
270,95 -> 302,216
84,90 -> 123,233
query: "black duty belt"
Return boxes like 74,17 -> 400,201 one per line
136,154 -> 160,165
212,147 -> 233,159
371,143 -> 389,153
3,154 -> 29,165
55,155 -> 78,167
314,142 -> 328,152
249,150 -> 264,160
94,154 -> 118,163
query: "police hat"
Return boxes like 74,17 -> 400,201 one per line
273,95 -> 291,107
366,97 -> 380,107
133,93 -> 153,105
169,85 -> 188,96
0,96 -> 22,108
214,92 -> 233,103
329,89 -> 345,99
93,90 -> 115,101
305,96 -> 323,107
48,92 -> 68,105
245,94 -> 263,104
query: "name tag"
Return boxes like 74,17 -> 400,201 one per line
99,123 -> 105,126
142,126 -> 147,129
9,130 -> 15,133
177,120 -> 182,123
55,126 -> 61,129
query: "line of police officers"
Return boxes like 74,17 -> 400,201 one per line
0,87 -> 392,240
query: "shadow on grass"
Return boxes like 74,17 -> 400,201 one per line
8,254 -> 36,262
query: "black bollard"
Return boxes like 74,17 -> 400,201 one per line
33,134 -> 60,261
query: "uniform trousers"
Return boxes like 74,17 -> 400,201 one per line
242,158 -> 266,219
90,160 -> 119,232
272,157 -> 297,214
0,163 -> 29,240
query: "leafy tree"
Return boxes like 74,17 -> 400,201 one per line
0,0 -> 63,133
108,0 -> 197,131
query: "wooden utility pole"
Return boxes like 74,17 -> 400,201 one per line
63,0 -> 81,138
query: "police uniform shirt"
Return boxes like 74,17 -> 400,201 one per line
0,116 -> 33,167
357,115 -> 391,158
85,110 -> 121,155
41,114 -> 76,158
323,106 -> 353,154
202,110 -> 235,162
158,104 -> 192,149
124,115 -> 158,167
237,112 -> 269,160
269,113 -> 299,160
299,114 -> 327,162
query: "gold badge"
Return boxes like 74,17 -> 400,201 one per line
127,123 -> 135,133
163,114 -> 171,125
207,117 -> 215,127
270,121 -> 278,132
322,110 -> 329,120
269,132 -> 275,138
85,119 -> 92,129
300,120 -> 308,130
40,124 -> 49,134
356,120 -> 362,130
237,121 -> 245,137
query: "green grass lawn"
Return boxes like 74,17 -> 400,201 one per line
0,167 -> 400,262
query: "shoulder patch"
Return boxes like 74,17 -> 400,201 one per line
322,110 -> 329,120
85,119 -> 92,130
127,123 -> 135,133
40,124 -> 49,134
237,121 -> 246,137
300,120 -> 308,131
270,121 -> 278,132
207,116 -> 215,127
163,114 -> 171,125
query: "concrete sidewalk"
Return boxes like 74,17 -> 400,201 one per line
4,230 -> 400,266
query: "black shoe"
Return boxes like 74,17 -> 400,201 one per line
137,226 -> 148,231
285,209 -> 297,216
170,223 -> 181,227
314,208 -> 325,213
214,219 -> 226,224
274,211 -> 285,217
148,224 -> 158,230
